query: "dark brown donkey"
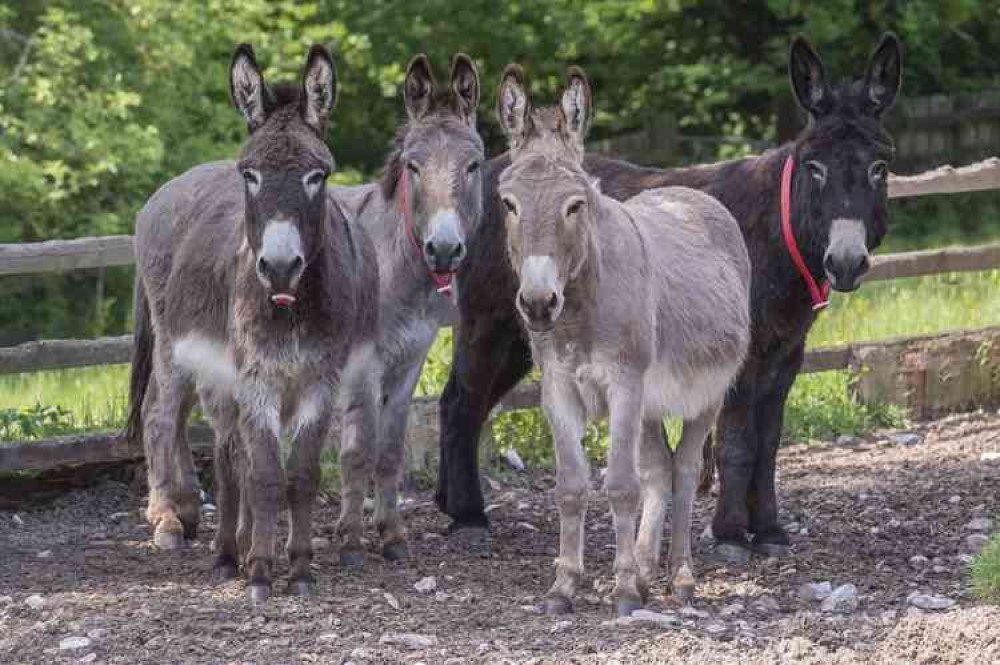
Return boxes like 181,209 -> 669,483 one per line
437,34 -> 903,565
125,44 -> 382,601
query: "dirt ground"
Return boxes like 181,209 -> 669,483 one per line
2,411 -> 999,664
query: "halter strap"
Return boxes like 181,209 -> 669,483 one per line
398,169 -> 454,295
781,156 -> 830,311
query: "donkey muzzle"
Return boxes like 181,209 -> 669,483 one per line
423,210 -> 466,274
824,218 -> 870,292
516,255 -> 564,331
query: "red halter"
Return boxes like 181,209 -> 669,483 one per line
398,169 -> 454,296
781,156 -> 830,311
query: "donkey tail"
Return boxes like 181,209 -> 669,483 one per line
696,430 -> 715,496
123,275 -> 154,449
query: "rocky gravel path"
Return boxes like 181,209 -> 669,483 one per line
1,411 -> 999,664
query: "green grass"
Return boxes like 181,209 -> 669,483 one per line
972,533 -> 1000,603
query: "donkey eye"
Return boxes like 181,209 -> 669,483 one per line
805,160 -> 827,185
869,161 -> 888,185
305,171 -> 327,187
566,199 -> 585,216
406,161 -> 421,176
242,169 -> 261,196
501,197 -> 518,215
466,160 -> 481,176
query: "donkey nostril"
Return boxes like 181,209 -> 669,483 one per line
856,254 -> 871,274
823,254 -> 835,275
290,255 -> 304,274
451,242 -> 466,261
257,256 -> 270,277
424,241 -> 437,259
517,292 -> 529,312
548,293 -> 558,311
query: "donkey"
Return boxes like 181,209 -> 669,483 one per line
329,54 -> 483,559
124,44 -> 382,601
496,66 -> 750,613
437,34 -> 903,566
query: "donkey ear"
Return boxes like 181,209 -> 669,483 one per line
404,54 -> 437,122
863,32 -> 903,117
560,67 -> 592,147
301,44 -> 338,133
230,44 -> 268,132
449,53 -> 480,127
496,64 -> 530,147
789,36 -> 832,119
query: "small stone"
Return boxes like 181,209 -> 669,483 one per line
434,591 -> 449,602
516,501 -> 531,511
965,517 -> 994,532
12,514 -> 24,526
719,603 -> 744,617
86,628 -> 106,641
909,555 -> 929,568
59,637 -> 92,651
889,432 -> 922,447
79,654 -> 98,663
751,596 -> 781,613
483,475 -> 502,492
980,452 -> 1000,462
947,495 -> 962,505
520,604 -> 543,614
820,584 -> 858,614
476,642 -> 491,654
964,534 -> 990,556
484,504 -> 502,514
906,592 -> 955,611
704,621 -> 728,635
24,594 -> 46,610
516,522 -> 539,532
932,565 -> 949,574
310,537 -> 331,551
798,528 -> 810,537
550,620 -> 573,634
421,532 -> 443,541
350,647 -> 375,659
905,606 -> 924,618
378,633 -> 438,649
501,448 -> 526,471
798,582 -> 833,602
630,609 -> 680,626
109,511 -> 131,522
602,617 -> 641,628
36,550 -> 52,559
679,606 -> 710,619
384,592 -> 401,611
363,497 -> 375,513
0,595 -> 12,604
835,434 -> 859,446
414,576 -> 437,594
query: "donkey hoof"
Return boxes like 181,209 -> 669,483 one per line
286,579 -> 316,599
615,597 -> 642,618
710,541 -> 750,567
447,524 -> 489,542
154,529 -> 185,551
544,595 -> 573,615
214,557 -> 239,581
339,550 -> 364,567
382,542 -> 409,562
752,542 -> 790,558
248,583 -> 271,604
672,582 -> 696,602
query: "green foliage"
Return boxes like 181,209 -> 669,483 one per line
0,403 -> 74,440
971,533 -> 1000,603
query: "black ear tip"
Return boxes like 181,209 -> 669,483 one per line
233,43 -> 257,63
566,66 -> 589,86
407,54 -> 432,74
307,44 -> 333,62
452,53 -> 475,68
501,63 -> 526,86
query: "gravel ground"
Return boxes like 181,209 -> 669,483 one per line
1,411 -> 999,664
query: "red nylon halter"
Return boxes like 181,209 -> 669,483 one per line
398,169 -> 454,296
781,156 -> 831,311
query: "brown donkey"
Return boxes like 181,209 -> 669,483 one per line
496,66 -> 750,614
125,44 -> 382,602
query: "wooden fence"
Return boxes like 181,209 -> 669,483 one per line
1,158 -> 999,472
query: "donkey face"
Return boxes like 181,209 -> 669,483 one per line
395,54 -> 483,276
789,33 -> 903,292
230,44 -> 338,307
497,66 -> 597,332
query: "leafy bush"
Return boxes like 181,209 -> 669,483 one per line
971,533 -> 1000,603
0,403 -> 75,440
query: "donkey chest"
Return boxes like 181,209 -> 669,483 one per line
535,339 -> 612,419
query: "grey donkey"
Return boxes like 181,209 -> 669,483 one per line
495,65 -> 751,615
124,44 -> 382,602
330,54 -> 484,552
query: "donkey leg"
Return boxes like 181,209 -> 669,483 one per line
437,319 -> 532,532
144,346 -> 198,550
667,407 -> 719,601
635,420 -> 672,601
711,371 -> 759,566
336,344 -> 380,568
375,360 -> 424,562
606,377 -> 644,617
237,388 -> 285,603
199,387 -> 242,580
540,378 -> 588,615
284,387 -> 331,598
749,347 -> 804,557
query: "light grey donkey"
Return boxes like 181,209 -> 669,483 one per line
495,65 -> 751,615
125,44 -> 382,602
330,53 -> 484,552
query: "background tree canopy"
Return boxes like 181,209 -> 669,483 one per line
1,0 -> 999,340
